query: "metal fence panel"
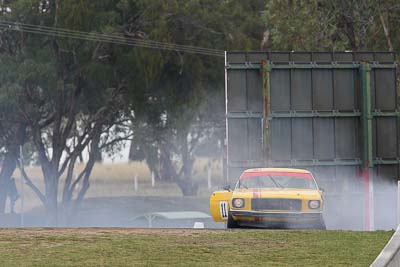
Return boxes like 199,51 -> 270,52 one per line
376,117 -> 397,158
227,70 -> 246,111
271,118 -> 291,161
227,118 -> 264,164
227,118 -> 247,162
225,52 -> 398,174
335,118 -> 358,158
291,70 -> 312,110
313,118 -> 335,159
246,70 -> 263,112
292,118 -> 313,159
313,70 -> 333,110
334,70 -> 356,110
270,70 -> 290,111
375,69 -> 396,110
248,118 -> 263,161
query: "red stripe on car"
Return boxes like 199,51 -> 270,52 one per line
252,189 -> 261,198
241,171 -> 313,180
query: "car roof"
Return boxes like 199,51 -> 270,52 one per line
243,168 -> 311,174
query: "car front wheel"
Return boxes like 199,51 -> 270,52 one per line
312,215 -> 326,230
227,212 -> 239,229
316,216 -> 326,230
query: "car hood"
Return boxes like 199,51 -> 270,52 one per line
232,188 -> 322,199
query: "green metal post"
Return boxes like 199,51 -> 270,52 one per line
360,62 -> 374,231
361,62 -> 373,168
261,60 -> 271,167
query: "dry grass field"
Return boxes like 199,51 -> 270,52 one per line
8,158 -> 225,213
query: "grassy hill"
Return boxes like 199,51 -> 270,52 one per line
0,228 -> 392,266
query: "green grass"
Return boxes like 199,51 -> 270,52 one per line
0,229 -> 392,267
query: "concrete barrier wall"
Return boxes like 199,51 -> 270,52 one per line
371,226 -> 400,267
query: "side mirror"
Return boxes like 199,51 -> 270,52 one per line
319,187 -> 325,193
223,185 -> 231,191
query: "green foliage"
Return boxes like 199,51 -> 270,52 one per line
116,0 -> 266,194
264,0 -> 400,53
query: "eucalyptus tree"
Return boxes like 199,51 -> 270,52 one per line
0,0 -> 132,224
0,0 -> 268,216
124,0 -> 266,195
264,0 -> 400,53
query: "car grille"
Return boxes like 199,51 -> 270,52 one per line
251,198 -> 302,211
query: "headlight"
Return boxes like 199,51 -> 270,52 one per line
308,200 -> 321,209
232,198 -> 245,208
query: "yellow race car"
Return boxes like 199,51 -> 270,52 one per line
210,168 -> 325,229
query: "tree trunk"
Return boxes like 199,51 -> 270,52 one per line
176,178 -> 198,196
128,141 -> 145,161
143,145 -> 161,180
339,0 -> 358,50
0,123 -> 27,213
93,146 -> 103,162
159,140 -> 198,196
69,134 -> 101,221
179,136 -> 198,196
0,145 -> 18,213
379,11 -> 394,52
44,167 -> 59,226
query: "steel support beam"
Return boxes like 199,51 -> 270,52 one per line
373,159 -> 400,165
270,159 -> 362,167
261,60 -> 272,167
226,112 -> 263,119
226,110 -> 400,119
361,62 -> 374,168
229,159 -> 363,168
372,111 -> 400,117
226,63 -> 396,70
271,111 -> 361,118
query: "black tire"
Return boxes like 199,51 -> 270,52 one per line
303,215 -> 326,230
227,212 -> 239,229
315,216 -> 326,230
320,217 -> 327,230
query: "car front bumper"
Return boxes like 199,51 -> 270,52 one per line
230,210 -> 323,228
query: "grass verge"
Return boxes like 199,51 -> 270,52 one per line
0,228 -> 392,267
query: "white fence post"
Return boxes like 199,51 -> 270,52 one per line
134,174 -> 138,191
207,164 -> 212,189
19,145 -> 24,227
397,180 -> 400,226
151,172 -> 155,187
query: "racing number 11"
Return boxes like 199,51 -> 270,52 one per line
220,201 -> 228,219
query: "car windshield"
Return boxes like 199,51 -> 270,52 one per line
236,173 -> 317,190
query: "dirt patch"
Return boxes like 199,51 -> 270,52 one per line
0,228 -> 226,236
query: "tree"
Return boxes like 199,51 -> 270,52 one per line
123,0 -> 266,195
0,0 -> 132,224
0,0 -> 269,214
264,0 -> 400,53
